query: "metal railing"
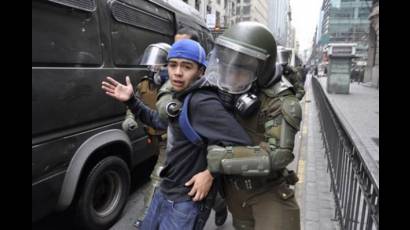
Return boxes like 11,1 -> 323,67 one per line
311,77 -> 379,230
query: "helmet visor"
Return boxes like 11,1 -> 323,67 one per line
140,45 -> 168,66
205,45 -> 259,94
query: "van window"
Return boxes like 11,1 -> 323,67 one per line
109,0 -> 174,67
32,0 -> 102,66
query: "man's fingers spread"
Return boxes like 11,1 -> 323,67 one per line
102,82 -> 115,90
106,76 -> 119,85
102,85 -> 114,93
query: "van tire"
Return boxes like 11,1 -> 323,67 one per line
74,156 -> 130,230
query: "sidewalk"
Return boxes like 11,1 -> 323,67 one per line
316,77 -> 379,164
295,76 -> 339,230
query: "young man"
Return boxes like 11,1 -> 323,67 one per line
127,27 -> 227,228
102,39 -> 251,230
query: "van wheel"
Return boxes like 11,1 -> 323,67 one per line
75,156 -> 130,230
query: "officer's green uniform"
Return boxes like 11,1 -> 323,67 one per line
284,66 -> 305,101
204,22 -> 301,230
207,78 -> 302,230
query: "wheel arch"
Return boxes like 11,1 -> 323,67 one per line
56,129 -> 132,211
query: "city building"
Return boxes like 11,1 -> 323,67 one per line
233,0 -> 268,26
267,0 -> 290,46
179,0 -> 237,37
364,0 -> 378,87
319,0 -> 372,59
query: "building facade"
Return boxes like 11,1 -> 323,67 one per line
319,0 -> 372,58
364,0 -> 378,87
233,0 -> 268,26
267,0 -> 290,46
179,0 -> 237,35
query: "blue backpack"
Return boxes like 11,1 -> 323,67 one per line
178,93 -> 204,146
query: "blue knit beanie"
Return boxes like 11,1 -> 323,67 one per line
167,39 -> 207,68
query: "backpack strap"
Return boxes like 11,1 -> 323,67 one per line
179,93 -> 204,146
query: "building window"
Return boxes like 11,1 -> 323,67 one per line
237,0 -> 241,3
182,0 -> 188,3
244,0 -> 251,3
236,6 -> 241,15
341,0 -> 354,2
331,7 -> 355,19
243,5 -> 250,15
224,0 -> 227,9
195,0 -> 200,10
329,24 -> 350,34
217,0 -> 221,5
216,11 -> 220,27
358,7 -> 370,19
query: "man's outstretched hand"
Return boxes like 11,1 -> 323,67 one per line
102,76 -> 134,102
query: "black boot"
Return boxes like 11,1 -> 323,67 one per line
214,205 -> 228,226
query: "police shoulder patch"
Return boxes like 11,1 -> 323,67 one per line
281,96 -> 302,131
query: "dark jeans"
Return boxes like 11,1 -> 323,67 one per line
140,189 -> 200,230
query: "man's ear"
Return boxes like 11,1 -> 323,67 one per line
198,66 -> 205,76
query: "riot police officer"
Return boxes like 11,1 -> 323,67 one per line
277,46 -> 305,100
203,22 -> 302,230
122,42 -> 171,134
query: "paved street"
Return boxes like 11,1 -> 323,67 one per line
296,75 -> 339,230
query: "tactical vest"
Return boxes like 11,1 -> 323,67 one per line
236,89 -> 294,144
227,89 -> 296,191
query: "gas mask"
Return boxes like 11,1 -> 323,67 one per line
205,45 -> 262,117
217,84 -> 260,117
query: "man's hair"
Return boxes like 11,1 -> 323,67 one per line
176,27 -> 199,42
